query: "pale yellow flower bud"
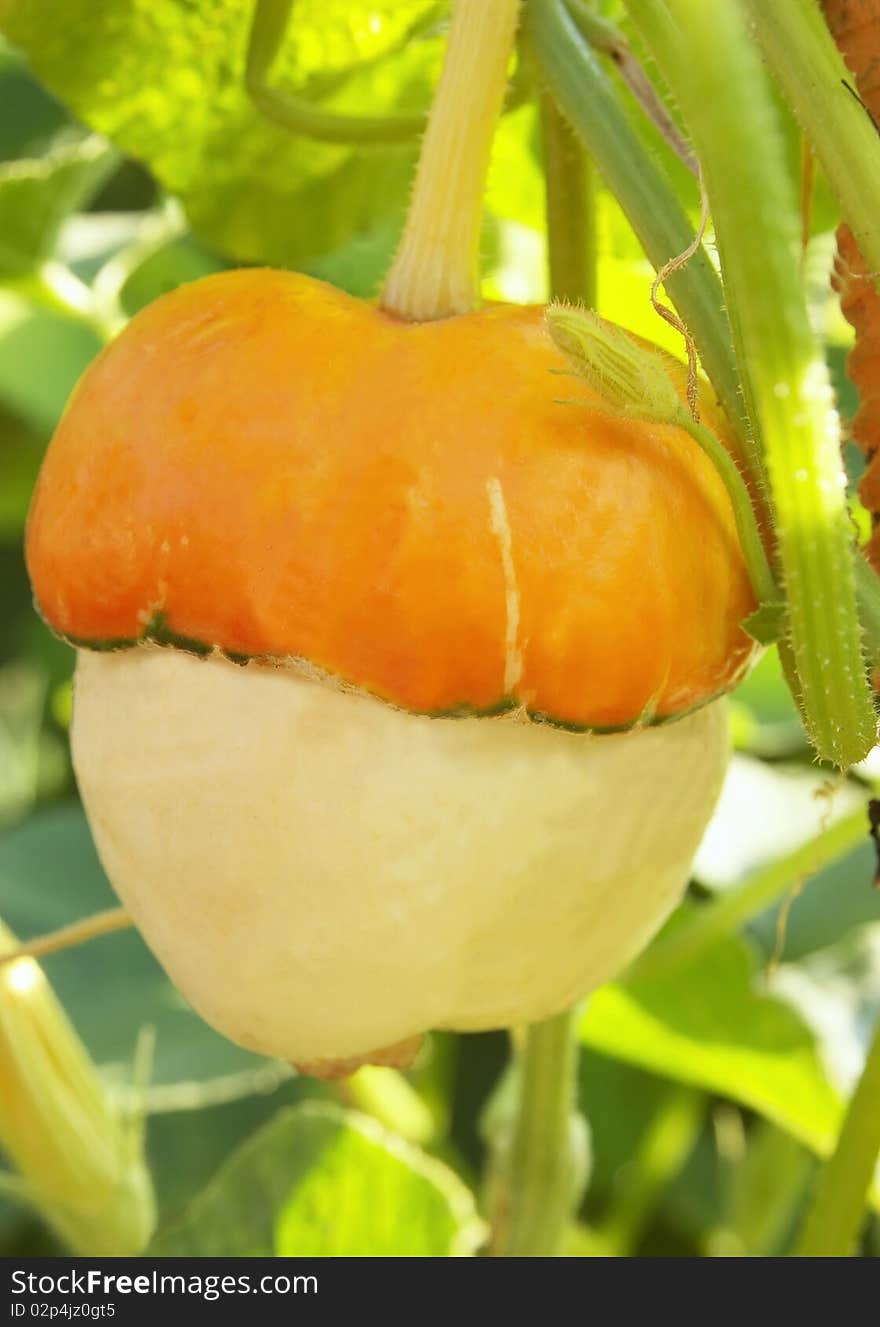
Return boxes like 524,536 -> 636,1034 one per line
0,919 -> 155,1254
546,304 -> 683,425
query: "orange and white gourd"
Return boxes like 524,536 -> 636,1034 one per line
26,269 -> 754,1074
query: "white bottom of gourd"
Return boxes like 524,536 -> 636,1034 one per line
71,648 -> 728,1068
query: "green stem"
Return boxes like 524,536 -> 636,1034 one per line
631,802 -> 870,983
245,0 -> 429,144
647,0 -> 876,769
796,1017 -> 880,1256
742,0 -> 880,285
539,91 -> 596,307
381,0 -> 522,321
597,1088 -> 702,1256
525,0 -> 751,461
247,0 -> 530,145
565,0 -> 697,176
494,1008 -> 585,1256
679,413 -> 780,612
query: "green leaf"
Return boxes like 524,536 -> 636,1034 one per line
766,927 -> 880,1096
741,601 -> 786,647
581,928 -> 843,1157
0,406 -> 44,540
748,841 -> 880,963
0,294 -> 99,434
146,1080 -> 319,1225
0,1 -> 447,268
0,661 -> 49,824
0,802 -> 288,1106
0,134 -> 115,277
716,1122 -> 813,1257
150,1102 -> 483,1256
0,47 -> 68,161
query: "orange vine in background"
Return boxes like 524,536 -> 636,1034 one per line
824,0 -> 880,568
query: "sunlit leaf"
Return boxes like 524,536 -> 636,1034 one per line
151,1102 -> 483,1256
0,1 -> 447,268
0,295 -> 98,434
581,928 -> 842,1156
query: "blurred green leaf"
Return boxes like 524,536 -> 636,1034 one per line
581,929 -> 842,1156
0,134 -> 115,277
749,841 -> 880,964
0,405 -> 43,538
146,1079 -> 321,1224
117,235 -> 226,315
0,661 -> 66,825
0,295 -> 98,433
732,647 -> 801,722
578,1053 -> 675,1200
768,927 -> 880,1097
0,1 -> 448,268
0,50 -> 67,161
0,802 -> 289,1104
712,1121 -> 813,1256
151,1102 -> 483,1256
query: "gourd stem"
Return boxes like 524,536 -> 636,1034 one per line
493,1007 -> 584,1256
795,1015 -> 880,1256
381,0 -> 522,321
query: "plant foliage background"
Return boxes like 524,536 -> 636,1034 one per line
1,0 -> 880,1257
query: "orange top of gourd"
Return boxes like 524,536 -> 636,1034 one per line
25,268 -> 756,729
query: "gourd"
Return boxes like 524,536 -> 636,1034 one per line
25,267 -> 754,1075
